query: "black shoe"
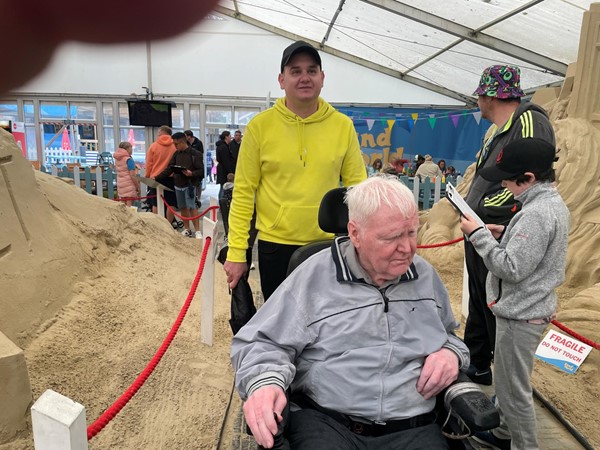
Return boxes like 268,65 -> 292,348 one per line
472,431 -> 511,450
466,364 -> 493,385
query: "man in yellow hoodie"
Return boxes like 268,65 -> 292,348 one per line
224,41 -> 367,300
145,125 -> 177,225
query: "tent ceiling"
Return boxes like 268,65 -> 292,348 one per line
216,0 -> 593,106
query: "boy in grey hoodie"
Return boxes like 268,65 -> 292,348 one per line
460,137 -> 569,450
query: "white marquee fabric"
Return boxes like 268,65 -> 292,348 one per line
217,0 -> 594,105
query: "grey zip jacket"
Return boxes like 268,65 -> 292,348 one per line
468,182 -> 569,320
231,237 -> 469,422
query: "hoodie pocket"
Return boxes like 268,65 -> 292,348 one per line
266,205 -> 321,238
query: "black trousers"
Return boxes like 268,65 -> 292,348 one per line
287,409 -> 448,450
463,239 -> 496,369
258,240 -> 301,301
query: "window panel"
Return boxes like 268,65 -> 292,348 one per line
234,107 -> 260,126
172,103 -> 184,131
40,102 -> 67,120
206,105 -> 231,124
24,102 -> 34,124
103,103 -> 114,126
0,102 -> 18,121
190,104 -> 201,128
70,102 -> 97,121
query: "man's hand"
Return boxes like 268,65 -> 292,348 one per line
224,261 -> 248,289
183,169 -> 193,177
416,348 -> 459,400
243,386 -> 287,449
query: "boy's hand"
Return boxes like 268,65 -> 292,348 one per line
487,224 -> 505,240
183,169 -> 193,177
459,214 -> 482,236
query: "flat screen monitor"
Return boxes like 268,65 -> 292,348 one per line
127,100 -> 173,127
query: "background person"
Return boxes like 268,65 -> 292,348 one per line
158,132 -> 204,238
438,159 -> 447,175
223,40 -> 366,301
184,129 -> 204,155
415,154 -> 442,181
232,176 -> 468,449
463,64 -> 555,385
145,125 -> 178,226
230,130 -> 242,171
114,141 -> 140,207
367,158 -> 382,177
216,130 -> 234,199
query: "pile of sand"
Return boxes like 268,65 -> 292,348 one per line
0,130 -> 236,449
0,105 -> 599,448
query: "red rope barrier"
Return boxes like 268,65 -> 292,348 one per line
417,236 -> 464,249
113,195 -> 157,202
160,195 -> 219,221
87,236 -> 212,440
551,320 -> 600,350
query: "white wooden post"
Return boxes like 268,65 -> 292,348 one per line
31,389 -> 88,450
51,165 -> 58,176
412,176 -> 420,205
139,169 -> 147,197
95,167 -> 103,198
201,216 -> 218,346
433,177 -> 442,204
73,166 -> 80,189
209,196 -> 218,222
157,185 -> 165,218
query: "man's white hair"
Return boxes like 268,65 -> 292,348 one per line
345,175 -> 418,225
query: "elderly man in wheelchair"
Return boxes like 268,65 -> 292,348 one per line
231,175 -> 497,449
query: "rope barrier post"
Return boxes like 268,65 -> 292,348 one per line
31,389 -> 88,450
157,185 -> 165,219
201,216 -> 218,346
209,196 -> 218,222
139,168 -> 147,198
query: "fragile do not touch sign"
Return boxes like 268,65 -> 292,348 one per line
535,330 -> 593,374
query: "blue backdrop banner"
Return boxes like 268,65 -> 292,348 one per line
336,106 -> 492,175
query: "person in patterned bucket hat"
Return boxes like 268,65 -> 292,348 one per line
473,65 -> 525,99
462,63 -> 555,394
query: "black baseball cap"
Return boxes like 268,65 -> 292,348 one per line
280,40 -> 322,73
478,137 -> 556,181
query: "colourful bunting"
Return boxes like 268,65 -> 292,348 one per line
449,113 -> 460,128
428,114 -> 437,130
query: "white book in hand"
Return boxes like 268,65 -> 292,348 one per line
446,182 -> 485,227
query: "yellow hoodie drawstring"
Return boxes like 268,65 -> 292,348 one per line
297,118 -> 307,167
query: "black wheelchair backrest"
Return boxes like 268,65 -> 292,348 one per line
317,187 -> 348,234
286,187 -> 349,276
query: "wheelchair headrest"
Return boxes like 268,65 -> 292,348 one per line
318,187 -> 349,234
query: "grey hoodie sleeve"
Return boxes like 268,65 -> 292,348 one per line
469,209 -> 551,283
230,285 -> 314,400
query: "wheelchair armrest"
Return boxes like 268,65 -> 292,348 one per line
442,371 -> 500,432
